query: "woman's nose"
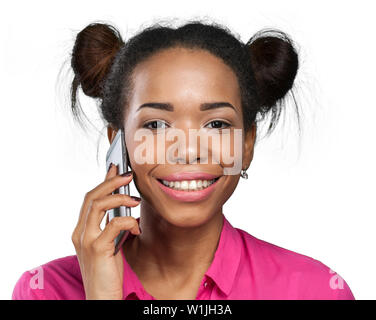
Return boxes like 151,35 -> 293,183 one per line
166,128 -> 209,165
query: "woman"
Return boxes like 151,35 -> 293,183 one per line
12,20 -> 355,300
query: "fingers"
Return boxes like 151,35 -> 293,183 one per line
105,162 -> 118,181
89,169 -> 133,200
81,163 -> 117,231
73,164 -> 135,249
94,216 -> 141,250
74,165 -> 133,237
85,193 -> 141,235
73,163 -> 118,240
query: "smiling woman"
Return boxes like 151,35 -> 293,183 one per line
12,20 -> 355,300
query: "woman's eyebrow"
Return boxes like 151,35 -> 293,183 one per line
136,102 -> 236,112
200,102 -> 236,112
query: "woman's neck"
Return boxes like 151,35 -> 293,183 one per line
123,202 -> 224,285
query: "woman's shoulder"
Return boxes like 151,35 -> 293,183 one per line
12,255 -> 85,300
234,227 -> 355,299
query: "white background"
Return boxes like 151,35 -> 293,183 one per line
1,0 -> 375,300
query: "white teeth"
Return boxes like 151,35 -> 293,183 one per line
180,181 -> 188,190
160,179 -> 217,191
189,180 -> 197,190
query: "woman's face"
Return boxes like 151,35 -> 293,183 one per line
109,47 -> 256,227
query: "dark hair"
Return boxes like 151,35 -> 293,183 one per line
70,19 -> 299,138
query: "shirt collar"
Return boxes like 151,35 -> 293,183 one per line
204,213 -> 242,296
121,214 -> 242,299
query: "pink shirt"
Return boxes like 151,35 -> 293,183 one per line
12,214 -> 355,300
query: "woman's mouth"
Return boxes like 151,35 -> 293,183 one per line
154,172 -> 222,202
157,177 -> 220,191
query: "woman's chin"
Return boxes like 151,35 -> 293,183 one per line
158,210 -> 214,228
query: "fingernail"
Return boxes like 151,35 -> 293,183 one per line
107,163 -> 113,172
121,170 -> 132,177
131,196 -> 141,202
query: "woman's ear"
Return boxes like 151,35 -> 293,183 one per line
242,123 -> 257,170
107,126 -> 117,144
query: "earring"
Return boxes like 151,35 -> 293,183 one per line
240,169 -> 248,180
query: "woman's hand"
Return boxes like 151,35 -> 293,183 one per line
71,164 -> 141,300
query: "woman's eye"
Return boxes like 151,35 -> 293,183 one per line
205,120 -> 231,129
143,120 -> 168,130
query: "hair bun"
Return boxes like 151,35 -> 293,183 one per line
246,29 -> 299,110
71,23 -> 124,99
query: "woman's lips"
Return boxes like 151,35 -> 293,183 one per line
155,175 -> 222,202
158,172 -> 221,181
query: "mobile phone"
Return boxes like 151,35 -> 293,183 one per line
105,129 -> 131,255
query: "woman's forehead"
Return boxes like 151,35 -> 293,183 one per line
129,47 -> 242,112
